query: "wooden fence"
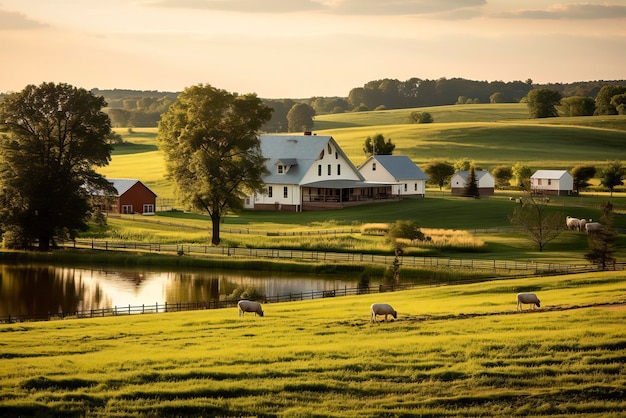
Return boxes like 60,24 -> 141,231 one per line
0,283 -> 414,324
62,238 -> 602,276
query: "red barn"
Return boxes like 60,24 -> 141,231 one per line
108,179 -> 157,214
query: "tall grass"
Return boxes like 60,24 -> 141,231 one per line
1,272 -> 624,417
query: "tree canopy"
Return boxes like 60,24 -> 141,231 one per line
425,161 -> 455,191
600,160 -> 625,197
526,88 -> 562,118
0,82 -> 113,250
363,134 -> 395,156
571,164 -> 596,193
157,84 -> 272,245
492,165 -> 513,189
286,103 -> 315,133
512,162 -> 533,191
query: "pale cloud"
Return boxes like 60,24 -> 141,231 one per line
0,8 -> 47,29
325,0 -> 486,16
144,0 -> 486,16
143,0 -> 325,13
495,2 -> 626,20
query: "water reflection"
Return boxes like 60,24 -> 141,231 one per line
0,264 -> 370,317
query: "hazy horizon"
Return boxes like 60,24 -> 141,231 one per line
1,0 -> 625,99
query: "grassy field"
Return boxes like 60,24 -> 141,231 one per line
1,271 -> 624,417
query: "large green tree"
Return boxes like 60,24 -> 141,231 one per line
424,161 -> 455,191
559,96 -> 595,116
492,165 -> 513,189
571,164 -> 596,193
157,84 -> 272,245
595,85 -> 626,115
0,82 -> 113,250
286,103 -> 315,132
527,88 -> 562,118
512,162 -> 533,191
600,160 -> 625,197
363,133 -> 395,156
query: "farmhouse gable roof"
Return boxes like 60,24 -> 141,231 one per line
259,134 -> 365,184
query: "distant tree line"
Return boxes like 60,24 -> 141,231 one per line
89,79 -> 626,128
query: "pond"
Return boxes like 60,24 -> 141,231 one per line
0,264 -> 379,317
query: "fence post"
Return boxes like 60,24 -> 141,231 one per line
156,302 -> 159,313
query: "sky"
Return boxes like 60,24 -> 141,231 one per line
1,0 -> 625,99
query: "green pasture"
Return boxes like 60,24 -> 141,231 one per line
84,193 -> 626,264
101,108 -> 626,201
1,272 -> 625,417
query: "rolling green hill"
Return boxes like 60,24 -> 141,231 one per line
101,105 -> 626,200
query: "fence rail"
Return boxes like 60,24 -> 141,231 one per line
0,283 -> 414,324
62,239 -> 607,276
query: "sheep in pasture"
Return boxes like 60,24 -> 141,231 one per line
579,218 -> 586,232
238,300 -> 264,317
516,293 -> 541,312
565,216 -> 580,231
370,303 -> 397,323
585,222 -> 602,234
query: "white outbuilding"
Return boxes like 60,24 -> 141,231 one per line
530,170 -> 573,196
451,170 -> 495,196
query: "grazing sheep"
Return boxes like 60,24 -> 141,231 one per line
585,222 -> 602,234
565,216 -> 580,231
579,218 -> 586,232
370,303 -> 397,323
238,300 -> 264,317
516,293 -> 541,312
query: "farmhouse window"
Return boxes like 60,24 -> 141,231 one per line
328,144 -> 332,154
414,183 -> 417,191
283,187 -> 288,198
372,163 -> 376,171
122,205 -> 133,214
318,165 -> 322,176
404,184 -> 407,192
277,165 -> 284,174
143,204 -> 154,214
335,152 -> 338,159
268,186 -> 273,198
337,164 -> 341,175
548,179 -> 552,185
327,164 -> 331,175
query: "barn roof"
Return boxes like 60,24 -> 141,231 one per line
454,170 -> 493,181
531,170 -> 571,179
107,179 -> 157,197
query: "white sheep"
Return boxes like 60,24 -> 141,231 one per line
578,218 -> 586,232
370,303 -> 397,323
516,293 -> 541,312
565,216 -> 580,231
585,222 -> 602,234
238,300 -> 264,317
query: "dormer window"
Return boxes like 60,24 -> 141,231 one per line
277,165 -> 285,174
372,163 -> 377,171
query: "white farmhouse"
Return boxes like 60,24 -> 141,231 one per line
530,170 -> 573,196
358,155 -> 428,197
451,170 -> 495,196
245,133 -> 395,211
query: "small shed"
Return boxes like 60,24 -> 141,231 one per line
107,179 -> 157,214
530,170 -> 573,196
451,170 -> 495,196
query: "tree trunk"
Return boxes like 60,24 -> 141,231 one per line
38,235 -> 50,251
211,215 -> 221,246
